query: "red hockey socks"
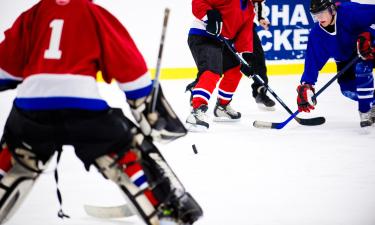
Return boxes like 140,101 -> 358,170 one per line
191,70 -> 220,109
218,65 -> 242,105
0,145 -> 12,179
118,151 -> 158,206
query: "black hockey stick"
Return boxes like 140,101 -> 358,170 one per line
254,55 -> 361,129
219,36 -> 326,127
151,8 -> 170,112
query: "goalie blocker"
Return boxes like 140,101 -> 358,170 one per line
128,84 -> 188,143
0,107 -> 202,225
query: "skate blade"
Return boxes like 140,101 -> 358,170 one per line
359,126 -> 372,135
257,104 -> 276,111
213,117 -> 241,122
186,123 -> 209,132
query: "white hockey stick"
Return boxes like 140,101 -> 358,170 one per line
84,204 -> 134,218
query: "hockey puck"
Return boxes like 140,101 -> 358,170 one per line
192,144 -> 198,154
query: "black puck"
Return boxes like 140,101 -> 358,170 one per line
192,144 -> 198,154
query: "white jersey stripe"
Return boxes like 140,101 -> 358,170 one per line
16,74 -> 103,99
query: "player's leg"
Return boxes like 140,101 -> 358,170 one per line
213,45 -> 242,121
0,107 -> 55,223
337,60 -> 374,127
251,25 -> 275,110
74,109 -> 203,225
355,60 -> 374,127
186,35 -> 223,131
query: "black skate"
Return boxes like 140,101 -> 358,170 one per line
159,192 -> 203,225
255,86 -> 275,111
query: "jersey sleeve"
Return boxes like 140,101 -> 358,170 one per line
233,6 -> 255,53
90,4 -> 152,100
300,29 -> 330,85
342,3 -> 375,33
192,0 -> 213,20
0,12 -> 28,91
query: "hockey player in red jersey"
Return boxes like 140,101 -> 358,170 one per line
0,0 -> 202,224
186,0 -> 256,131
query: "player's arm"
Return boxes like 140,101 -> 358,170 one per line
192,0 -> 223,36
297,31 -> 330,112
0,14 -> 27,91
234,12 -> 256,77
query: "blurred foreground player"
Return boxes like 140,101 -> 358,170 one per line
0,0 -> 202,224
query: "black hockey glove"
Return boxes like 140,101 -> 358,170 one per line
296,84 -> 316,113
206,9 -> 222,36
239,52 -> 255,77
357,32 -> 374,60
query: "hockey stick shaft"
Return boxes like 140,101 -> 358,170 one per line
273,55 -> 361,129
151,8 -> 170,112
220,37 -> 321,124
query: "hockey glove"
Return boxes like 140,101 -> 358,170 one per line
297,84 -> 317,113
206,9 -> 222,36
239,52 -> 255,77
127,97 -> 163,141
357,32 -> 374,60
128,84 -> 187,142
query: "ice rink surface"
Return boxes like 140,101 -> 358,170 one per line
1,75 -> 375,225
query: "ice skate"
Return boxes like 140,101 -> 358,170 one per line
213,101 -> 241,122
255,86 -> 275,111
359,110 -> 373,128
186,105 -> 209,132
370,105 -> 375,124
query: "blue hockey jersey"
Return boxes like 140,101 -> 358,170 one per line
301,2 -> 375,85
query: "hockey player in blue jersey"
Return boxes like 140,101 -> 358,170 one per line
296,0 -> 375,128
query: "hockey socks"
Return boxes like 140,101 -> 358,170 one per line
191,70 -> 220,109
117,151 -> 159,206
218,65 -> 242,105
0,145 -> 12,180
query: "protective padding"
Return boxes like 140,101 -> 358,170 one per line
0,148 -> 41,224
95,154 -> 159,225
340,60 -> 374,112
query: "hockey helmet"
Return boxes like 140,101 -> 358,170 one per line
310,0 -> 334,14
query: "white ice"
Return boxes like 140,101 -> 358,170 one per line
1,75 -> 375,225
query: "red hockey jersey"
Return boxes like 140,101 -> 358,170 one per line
0,0 -> 152,110
189,0 -> 255,53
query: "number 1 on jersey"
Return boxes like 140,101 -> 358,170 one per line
44,19 -> 64,59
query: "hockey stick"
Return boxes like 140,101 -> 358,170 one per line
253,55 -> 361,129
84,204 -> 135,218
151,8 -> 170,112
219,36 -> 326,127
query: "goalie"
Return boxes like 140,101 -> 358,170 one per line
0,0 -> 201,225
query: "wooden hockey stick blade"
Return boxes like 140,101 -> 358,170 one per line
84,204 -> 135,218
253,115 -> 325,129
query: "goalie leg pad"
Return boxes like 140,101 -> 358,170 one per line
134,133 -> 203,224
95,154 -> 159,225
0,148 -> 45,224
